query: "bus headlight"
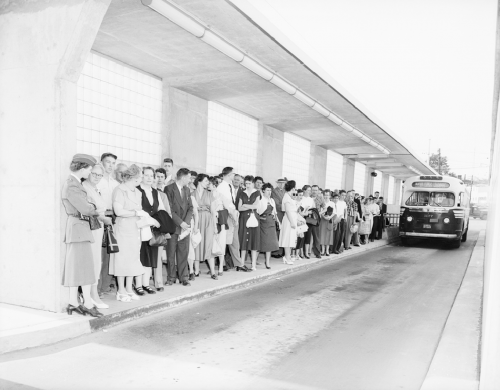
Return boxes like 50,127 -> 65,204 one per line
444,218 -> 450,224
407,216 -> 413,222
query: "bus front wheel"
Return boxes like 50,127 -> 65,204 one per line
461,228 -> 468,242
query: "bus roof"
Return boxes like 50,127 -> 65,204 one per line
403,175 -> 467,191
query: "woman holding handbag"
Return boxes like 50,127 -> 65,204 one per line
300,185 -> 316,258
238,175 -> 262,271
359,198 -> 373,244
279,180 -> 298,264
319,190 -> 335,256
82,163 -> 113,310
61,154 -> 103,318
134,167 -> 163,295
257,183 -> 279,269
193,174 -> 219,280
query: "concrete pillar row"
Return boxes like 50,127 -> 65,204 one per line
394,179 -> 403,206
0,0 -> 111,312
261,125 -> 284,183
309,145 -> 327,188
365,168 -> 375,196
381,173 -> 390,200
342,158 -> 355,191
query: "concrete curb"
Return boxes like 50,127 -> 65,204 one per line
0,237 -> 398,354
90,237 -> 399,331
420,230 -> 485,390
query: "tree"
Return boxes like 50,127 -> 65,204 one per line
429,149 -> 456,177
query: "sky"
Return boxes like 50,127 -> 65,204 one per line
247,0 -> 497,180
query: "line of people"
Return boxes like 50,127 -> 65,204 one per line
61,153 -> 388,317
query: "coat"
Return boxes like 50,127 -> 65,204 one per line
164,182 -> 194,235
61,175 -> 99,243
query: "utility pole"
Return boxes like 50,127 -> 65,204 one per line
438,148 -> 441,174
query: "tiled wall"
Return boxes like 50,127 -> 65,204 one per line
325,150 -> 343,191
283,133 -> 311,188
207,102 -> 259,176
76,51 -> 162,165
354,162 -> 367,196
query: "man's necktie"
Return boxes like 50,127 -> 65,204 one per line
229,184 -> 235,205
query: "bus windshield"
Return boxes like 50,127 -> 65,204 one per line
405,191 -> 455,207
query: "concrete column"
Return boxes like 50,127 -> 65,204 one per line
0,0 -> 111,312
394,179 -> 403,205
365,168 -> 375,195
163,86 -> 208,174
342,158 -> 355,191
309,145 -> 327,188
382,173 -> 390,199
261,125 -> 284,182
480,69 -> 500,388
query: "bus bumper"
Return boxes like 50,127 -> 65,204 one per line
399,232 -> 458,239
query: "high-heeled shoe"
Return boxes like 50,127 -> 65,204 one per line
67,304 -> 85,316
79,305 -> 103,318
116,292 -> 131,302
211,274 -> 218,280
282,257 -> 294,265
91,298 -> 109,309
304,254 -> 310,259
127,292 -> 140,301
265,264 -> 271,269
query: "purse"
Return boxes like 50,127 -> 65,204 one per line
350,224 -> 359,234
246,212 -> 258,228
149,229 -> 171,246
78,213 -> 101,230
212,234 -> 224,256
105,225 -> 119,254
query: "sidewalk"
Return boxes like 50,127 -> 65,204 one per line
0,235 -> 398,354
420,230 -> 485,390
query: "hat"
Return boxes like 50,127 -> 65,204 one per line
276,177 -> 287,183
72,153 -> 97,166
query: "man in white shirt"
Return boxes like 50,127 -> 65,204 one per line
96,152 -> 119,294
331,190 -> 347,254
163,158 -> 175,186
217,167 -> 251,272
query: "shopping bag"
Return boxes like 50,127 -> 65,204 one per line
106,225 -> 119,254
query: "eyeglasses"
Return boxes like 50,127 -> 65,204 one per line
91,173 -> 103,178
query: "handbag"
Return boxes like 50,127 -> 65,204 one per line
350,224 -> 359,234
191,230 -> 202,249
149,229 -> 170,246
212,234 -> 224,256
359,221 -> 371,235
79,213 -> 101,230
105,225 -> 119,254
246,212 -> 258,228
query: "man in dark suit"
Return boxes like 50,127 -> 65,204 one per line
164,168 -> 193,286
377,197 -> 387,239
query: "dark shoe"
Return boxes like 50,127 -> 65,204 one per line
304,254 -> 310,259
67,304 -> 85,316
354,244 -> 360,247
223,266 -> 229,272
333,251 -> 340,254
134,285 -> 145,296
143,286 -> 156,294
188,273 -> 195,281
265,264 -> 271,269
211,274 -> 218,280
79,305 -> 103,318
195,272 -> 200,277
236,265 -> 251,272
165,280 -> 174,286
346,247 -> 352,250
182,281 -> 191,286
156,287 -> 164,292
315,254 -> 321,258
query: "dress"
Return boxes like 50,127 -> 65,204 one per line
259,202 -> 279,252
194,189 -> 215,261
279,193 -> 298,248
82,180 -> 107,280
137,185 -> 160,268
319,202 -> 335,245
109,184 -> 144,277
238,190 -> 261,251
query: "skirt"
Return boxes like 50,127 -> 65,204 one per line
319,218 -> 334,245
90,227 -> 104,280
62,242 -> 96,287
109,216 -> 144,277
140,241 -> 158,268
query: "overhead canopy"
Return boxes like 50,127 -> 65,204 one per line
92,0 -> 435,178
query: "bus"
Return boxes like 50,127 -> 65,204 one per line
399,175 -> 470,248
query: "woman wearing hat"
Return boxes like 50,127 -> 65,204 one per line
61,154 -> 104,318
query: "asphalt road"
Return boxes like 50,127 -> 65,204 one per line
0,220 -> 485,390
